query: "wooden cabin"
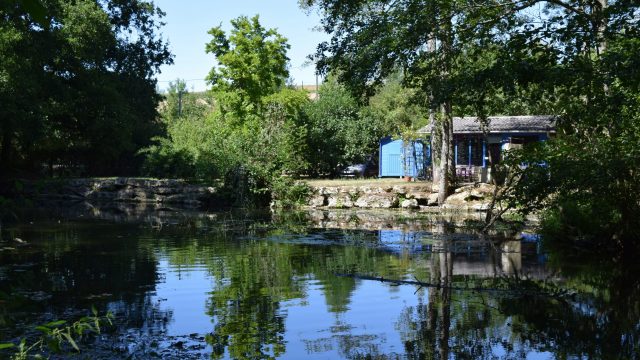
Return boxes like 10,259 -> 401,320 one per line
378,116 -> 555,182
418,115 -> 556,182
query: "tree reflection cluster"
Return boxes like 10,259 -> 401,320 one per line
0,208 -> 638,358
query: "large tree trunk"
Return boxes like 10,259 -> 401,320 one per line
437,12 -> 454,206
427,37 -> 441,186
437,103 -> 452,205
439,247 -> 452,360
447,103 -> 455,183
431,113 -> 441,185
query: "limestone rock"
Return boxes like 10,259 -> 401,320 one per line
354,194 -> 398,208
401,198 -> 419,209
338,186 -> 359,195
443,191 -> 469,206
358,186 -> 390,194
319,187 -> 339,195
406,192 -> 430,200
116,189 -> 136,201
308,195 -> 326,207
327,194 -> 354,208
444,183 -> 495,211
471,203 -> 491,211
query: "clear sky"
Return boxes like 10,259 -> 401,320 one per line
153,0 -> 327,92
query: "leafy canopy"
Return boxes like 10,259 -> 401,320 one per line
205,15 -> 290,114
0,0 -> 172,176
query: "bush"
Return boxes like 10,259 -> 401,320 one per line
270,177 -> 310,209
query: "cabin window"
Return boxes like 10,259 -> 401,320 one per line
456,136 -> 484,166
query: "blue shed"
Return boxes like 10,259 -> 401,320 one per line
379,137 -> 431,178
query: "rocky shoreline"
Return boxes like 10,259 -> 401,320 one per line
305,183 -> 496,212
2,178 -> 496,212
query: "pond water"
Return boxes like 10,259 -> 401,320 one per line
0,204 -> 638,359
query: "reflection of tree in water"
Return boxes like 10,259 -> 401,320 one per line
397,233 -> 640,359
397,239 -> 454,360
496,243 -> 640,358
152,222 -> 414,359
6,210 -> 638,359
204,242 -> 299,359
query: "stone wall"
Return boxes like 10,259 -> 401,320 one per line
306,183 -> 496,211
10,178 -> 219,208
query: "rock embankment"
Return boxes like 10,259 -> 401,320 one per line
306,183 -> 495,211
14,178 -> 218,207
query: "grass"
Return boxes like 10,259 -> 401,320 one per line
303,178 -> 433,187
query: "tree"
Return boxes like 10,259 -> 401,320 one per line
361,72 -> 427,139
205,15 -> 290,120
0,0 -> 172,177
304,77 -> 362,175
162,79 -> 214,122
140,80 -> 220,179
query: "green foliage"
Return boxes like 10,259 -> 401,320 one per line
270,177 -> 310,209
0,0 -> 172,177
206,15 -> 290,117
140,79 -> 229,180
141,115 -> 237,181
498,27 -> 640,244
507,90 -> 640,245
1,310 -> 113,359
362,73 -> 427,137
144,11 -> 453,205
255,88 -> 311,176
162,79 -> 214,121
303,74 -> 426,177
143,17 -> 313,206
304,78 -> 364,175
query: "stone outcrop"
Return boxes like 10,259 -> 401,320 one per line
306,182 -> 495,211
400,198 -> 419,209
443,183 -> 495,211
354,193 -> 398,208
13,178 -> 219,208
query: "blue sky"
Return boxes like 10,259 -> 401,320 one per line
153,0 -> 328,92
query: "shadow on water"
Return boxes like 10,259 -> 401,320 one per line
0,202 -> 637,359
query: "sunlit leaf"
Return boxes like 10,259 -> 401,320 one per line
44,320 -> 66,327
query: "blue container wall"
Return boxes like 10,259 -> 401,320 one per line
379,138 -> 430,177
379,137 -> 403,177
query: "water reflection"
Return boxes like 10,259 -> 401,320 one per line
0,204 -> 638,359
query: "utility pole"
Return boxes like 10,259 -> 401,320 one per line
178,89 -> 183,117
